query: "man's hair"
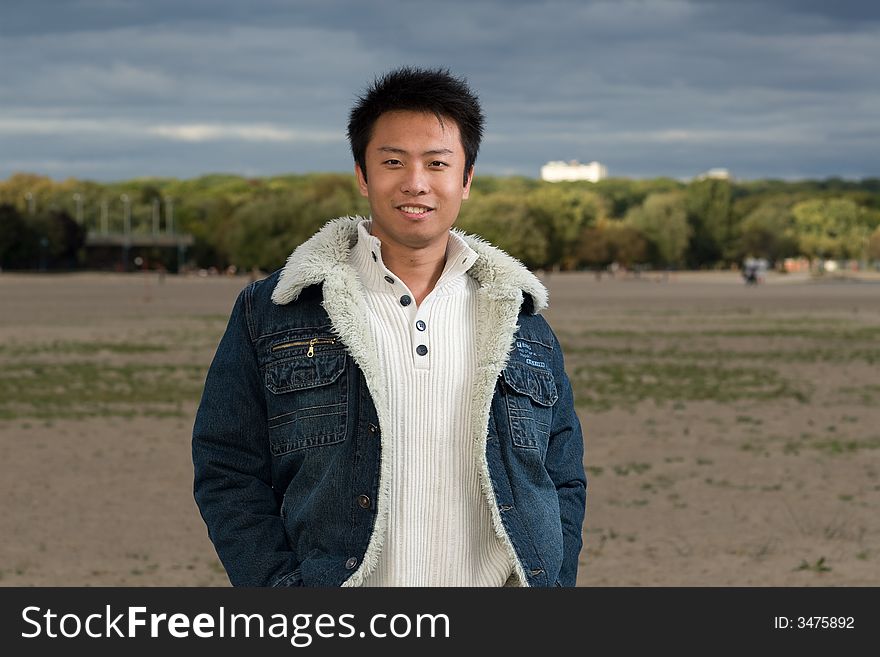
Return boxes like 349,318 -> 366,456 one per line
347,67 -> 485,186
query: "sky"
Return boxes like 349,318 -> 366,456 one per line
1,0 -> 878,182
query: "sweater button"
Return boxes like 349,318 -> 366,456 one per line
415,320 -> 426,331
357,494 -> 371,509
345,557 -> 358,569
400,295 -> 412,306
384,275 -> 395,284
416,344 -> 428,356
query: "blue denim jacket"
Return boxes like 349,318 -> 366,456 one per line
192,217 -> 586,587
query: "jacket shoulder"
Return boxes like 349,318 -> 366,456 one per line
245,268 -> 279,302
515,308 -> 556,345
238,270 -> 327,339
246,270 -> 323,306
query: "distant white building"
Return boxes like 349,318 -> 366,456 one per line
695,168 -> 732,181
540,160 -> 608,183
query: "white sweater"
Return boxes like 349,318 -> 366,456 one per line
350,220 -> 514,586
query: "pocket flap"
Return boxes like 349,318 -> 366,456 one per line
266,351 -> 346,394
502,363 -> 558,406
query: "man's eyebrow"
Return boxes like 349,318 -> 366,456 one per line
377,146 -> 454,156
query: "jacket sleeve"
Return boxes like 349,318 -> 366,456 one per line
546,323 -> 587,586
192,282 -> 298,587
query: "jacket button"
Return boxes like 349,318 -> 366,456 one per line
368,423 -> 379,435
357,494 -> 371,509
416,344 -> 428,356
400,295 -> 412,306
345,557 -> 358,570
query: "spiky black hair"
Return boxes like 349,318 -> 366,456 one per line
347,67 -> 485,185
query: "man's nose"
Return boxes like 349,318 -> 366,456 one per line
400,166 -> 429,195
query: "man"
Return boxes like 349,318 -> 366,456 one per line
192,67 -> 586,587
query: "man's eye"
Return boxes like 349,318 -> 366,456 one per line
429,161 -> 449,168
383,159 -> 402,166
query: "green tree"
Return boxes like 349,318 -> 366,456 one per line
0,203 -> 38,269
456,192 -> 548,269
868,227 -> 880,262
737,199 -> 799,265
791,198 -> 871,261
0,173 -> 55,214
576,225 -> 611,267
685,178 -> 733,266
626,191 -> 691,267
525,185 -> 605,269
225,175 -> 367,271
0,205 -> 84,270
24,209 -> 86,269
576,219 -> 647,268
592,177 -> 682,218
139,183 -> 164,205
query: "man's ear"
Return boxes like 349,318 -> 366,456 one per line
462,165 -> 474,199
355,163 -> 369,197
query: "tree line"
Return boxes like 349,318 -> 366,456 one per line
1,172 -> 879,272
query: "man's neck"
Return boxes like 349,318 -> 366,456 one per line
380,237 -> 448,306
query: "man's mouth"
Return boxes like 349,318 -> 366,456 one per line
397,204 -> 434,216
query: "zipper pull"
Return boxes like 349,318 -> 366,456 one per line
307,338 -> 317,358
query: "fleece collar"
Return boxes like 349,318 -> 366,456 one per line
270,215 -> 547,312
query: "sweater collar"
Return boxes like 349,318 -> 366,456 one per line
270,215 -> 547,313
349,219 -> 478,295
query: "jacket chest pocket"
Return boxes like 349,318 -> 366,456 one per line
263,336 -> 348,456
502,362 -> 558,458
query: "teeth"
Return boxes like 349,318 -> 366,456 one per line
400,206 -> 430,214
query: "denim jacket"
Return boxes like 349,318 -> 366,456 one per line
192,217 -> 586,587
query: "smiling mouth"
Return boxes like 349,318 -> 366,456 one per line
397,204 -> 434,216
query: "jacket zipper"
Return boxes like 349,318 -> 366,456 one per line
271,337 -> 336,357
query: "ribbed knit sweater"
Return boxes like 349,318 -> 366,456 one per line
351,220 -> 514,586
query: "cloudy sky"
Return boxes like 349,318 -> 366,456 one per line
2,0 -> 878,181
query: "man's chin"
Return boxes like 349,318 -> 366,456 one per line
398,233 -> 447,250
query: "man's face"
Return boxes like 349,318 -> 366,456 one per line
355,110 -> 473,255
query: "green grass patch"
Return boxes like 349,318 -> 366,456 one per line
796,557 -> 832,573
564,344 -> 880,365
837,385 -> 880,405
0,341 -> 169,356
0,362 -> 206,420
573,361 -> 810,411
612,462 -> 652,476
582,326 -> 880,340
811,437 -> 880,455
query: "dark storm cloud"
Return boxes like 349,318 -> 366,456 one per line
1,0 -> 877,180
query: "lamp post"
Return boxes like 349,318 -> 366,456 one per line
101,199 -> 109,234
73,193 -> 83,224
120,194 -> 131,270
120,194 -> 131,236
164,197 -> 174,235
152,198 -> 160,236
